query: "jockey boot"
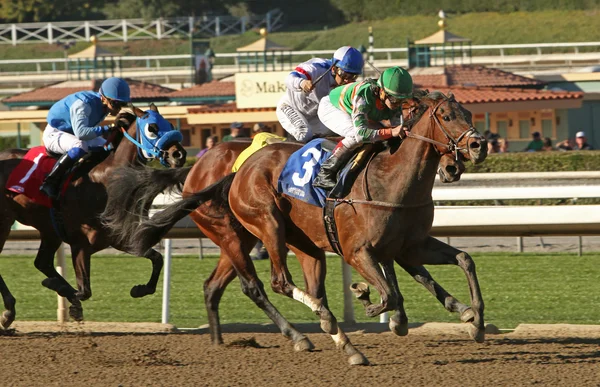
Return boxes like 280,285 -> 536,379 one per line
40,153 -> 77,200
313,143 -> 354,191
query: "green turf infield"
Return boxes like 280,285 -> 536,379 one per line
1,252 -> 598,329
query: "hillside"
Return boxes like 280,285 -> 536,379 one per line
1,10 -> 599,61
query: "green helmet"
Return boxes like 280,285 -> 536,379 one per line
377,66 -> 413,99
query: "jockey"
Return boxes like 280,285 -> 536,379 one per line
313,66 -> 413,190
277,46 -> 364,143
40,77 -> 131,199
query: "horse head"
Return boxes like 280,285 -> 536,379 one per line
124,104 -> 187,168
415,91 -> 487,165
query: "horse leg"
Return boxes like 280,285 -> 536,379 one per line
285,245 -> 368,365
35,234 -> 83,321
347,248 -> 398,318
203,253 -> 237,345
404,236 -> 485,343
214,237 -> 314,352
0,207 -> 17,328
380,262 -> 409,336
70,244 -> 92,301
399,263 -> 474,323
0,275 -> 16,330
129,248 -> 163,298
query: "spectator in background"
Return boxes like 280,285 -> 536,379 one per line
542,137 -> 553,151
222,122 -> 245,142
251,122 -> 270,137
574,131 -> 593,150
556,137 -> 575,151
195,135 -> 217,158
524,131 -> 543,152
499,138 -> 509,153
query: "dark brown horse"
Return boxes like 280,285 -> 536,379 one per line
107,91 -> 486,364
0,105 -> 187,330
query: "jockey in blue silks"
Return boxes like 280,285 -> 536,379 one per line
40,77 -> 131,199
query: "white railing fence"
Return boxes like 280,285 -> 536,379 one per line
0,9 -> 284,45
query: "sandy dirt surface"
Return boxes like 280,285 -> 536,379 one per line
1,322 -> 599,386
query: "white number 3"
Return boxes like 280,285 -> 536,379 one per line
292,147 -> 320,186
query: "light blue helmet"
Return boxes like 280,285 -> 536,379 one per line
332,46 -> 364,74
99,77 -> 131,102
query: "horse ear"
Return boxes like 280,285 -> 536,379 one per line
447,91 -> 455,101
149,103 -> 159,114
132,105 -> 145,118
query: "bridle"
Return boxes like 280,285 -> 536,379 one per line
404,97 -> 477,160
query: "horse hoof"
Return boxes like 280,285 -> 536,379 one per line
1,311 -> 15,330
348,353 -> 370,366
468,324 -> 485,343
460,308 -> 475,323
130,285 -> 154,298
294,338 -> 315,352
350,282 -> 370,299
389,319 -> 409,336
69,305 -> 84,322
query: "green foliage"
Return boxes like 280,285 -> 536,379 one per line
3,253 -> 600,328
0,136 -> 30,150
0,0 -> 104,22
466,151 -> 600,173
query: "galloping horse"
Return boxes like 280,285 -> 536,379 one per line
104,141 -> 468,352
110,91 -> 487,364
0,104 -> 187,329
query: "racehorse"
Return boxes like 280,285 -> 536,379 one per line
0,104 -> 187,330
106,90 -> 486,365
103,141 -> 468,352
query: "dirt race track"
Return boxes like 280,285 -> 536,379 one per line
1,322 -> 600,386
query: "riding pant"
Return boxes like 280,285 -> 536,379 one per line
317,97 -> 364,149
276,99 -> 333,143
42,124 -> 106,155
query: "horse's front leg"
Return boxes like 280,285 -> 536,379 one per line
0,275 -> 16,330
70,244 -> 92,301
347,247 -> 399,318
398,263 -> 474,323
129,248 -> 163,298
404,236 -> 485,343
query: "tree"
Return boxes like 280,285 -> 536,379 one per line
0,0 -> 104,22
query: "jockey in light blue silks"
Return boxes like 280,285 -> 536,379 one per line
40,77 -> 131,199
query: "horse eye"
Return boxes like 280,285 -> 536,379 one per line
443,115 -> 451,122
144,123 -> 159,139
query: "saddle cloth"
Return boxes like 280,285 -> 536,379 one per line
278,138 -> 356,207
232,132 -> 287,172
6,146 -> 61,208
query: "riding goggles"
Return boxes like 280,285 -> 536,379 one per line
336,68 -> 359,82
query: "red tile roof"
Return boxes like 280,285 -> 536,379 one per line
187,102 -> 274,114
168,81 -> 235,98
3,78 -> 175,104
433,86 -> 583,104
412,65 -> 544,88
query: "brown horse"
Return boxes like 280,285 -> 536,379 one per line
0,105 -> 187,330
109,91 -> 486,365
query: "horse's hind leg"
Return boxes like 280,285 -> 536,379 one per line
204,253 -> 237,345
215,237 -> 314,352
129,248 -> 163,298
35,233 -> 83,321
287,245 -> 368,365
405,236 -> 485,342
381,262 -> 409,336
399,264 -> 474,323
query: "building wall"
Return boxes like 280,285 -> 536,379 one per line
568,100 -> 600,149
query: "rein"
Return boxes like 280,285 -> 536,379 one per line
326,197 -> 433,209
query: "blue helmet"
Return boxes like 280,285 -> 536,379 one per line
99,77 -> 131,102
332,46 -> 364,74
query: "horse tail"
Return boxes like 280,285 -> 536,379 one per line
129,173 -> 236,255
101,165 -> 192,247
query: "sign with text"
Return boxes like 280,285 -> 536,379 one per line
235,71 -> 289,109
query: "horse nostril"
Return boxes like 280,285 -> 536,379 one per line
470,141 -> 481,150
446,166 -> 457,175
172,150 -> 183,159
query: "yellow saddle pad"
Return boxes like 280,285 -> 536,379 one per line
232,133 -> 287,172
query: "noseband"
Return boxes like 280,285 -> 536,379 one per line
404,98 -> 476,160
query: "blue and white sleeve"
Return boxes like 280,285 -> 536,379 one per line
70,100 -> 107,140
